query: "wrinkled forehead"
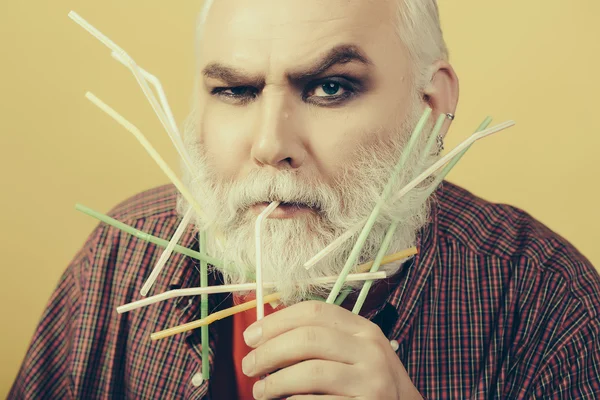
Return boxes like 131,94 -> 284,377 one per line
198,0 -> 402,78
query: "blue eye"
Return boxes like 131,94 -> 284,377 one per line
305,78 -> 359,105
321,82 -> 341,96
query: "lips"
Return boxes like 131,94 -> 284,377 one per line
250,201 -> 315,219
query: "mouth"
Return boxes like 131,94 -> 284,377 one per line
250,201 -> 317,219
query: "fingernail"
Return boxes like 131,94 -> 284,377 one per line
242,352 -> 255,376
253,379 -> 265,399
244,325 -> 262,346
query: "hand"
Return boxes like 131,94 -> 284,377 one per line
241,300 -> 423,399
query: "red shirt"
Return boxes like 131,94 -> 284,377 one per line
9,182 -> 600,399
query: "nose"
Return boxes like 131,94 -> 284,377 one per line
251,89 -> 306,170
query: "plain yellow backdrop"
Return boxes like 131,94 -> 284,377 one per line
1,0 -> 599,395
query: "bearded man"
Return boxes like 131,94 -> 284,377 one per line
10,0 -> 600,399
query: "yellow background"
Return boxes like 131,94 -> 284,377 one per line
1,0 -> 598,395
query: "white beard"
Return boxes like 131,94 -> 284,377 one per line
178,105 -> 440,305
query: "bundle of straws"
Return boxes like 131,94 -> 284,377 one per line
67,11 -> 515,381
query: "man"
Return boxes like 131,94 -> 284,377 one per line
10,0 -> 600,399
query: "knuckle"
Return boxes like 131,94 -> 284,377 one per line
301,326 -> 319,347
308,360 -> 325,378
307,299 -> 325,317
365,320 -> 384,338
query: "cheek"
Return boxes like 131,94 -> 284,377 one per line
200,107 -> 253,179
303,105 -> 395,177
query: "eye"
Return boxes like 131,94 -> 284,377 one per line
304,77 -> 358,105
314,81 -> 346,97
211,86 -> 258,104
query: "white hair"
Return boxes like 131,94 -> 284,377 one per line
194,0 -> 448,86
395,0 -> 449,88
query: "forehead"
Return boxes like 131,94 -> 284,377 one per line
199,0 -> 400,75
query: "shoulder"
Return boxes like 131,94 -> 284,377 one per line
106,184 -> 180,223
74,185 -> 186,289
81,184 -> 182,259
435,181 -> 600,318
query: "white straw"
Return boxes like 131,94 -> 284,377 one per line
109,51 -> 195,172
391,120 -> 515,203
111,52 -> 180,143
117,270 -> 388,314
255,202 -> 280,320
68,11 -> 196,175
304,221 -> 362,270
303,120 -> 515,266
140,206 -> 194,296
68,11 -> 126,57
85,92 -> 206,219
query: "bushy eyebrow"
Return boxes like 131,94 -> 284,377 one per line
202,43 -> 373,87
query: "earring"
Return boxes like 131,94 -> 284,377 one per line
446,113 -> 455,121
436,135 -> 445,155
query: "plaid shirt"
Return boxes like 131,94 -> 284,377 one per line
9,182 -> 600,399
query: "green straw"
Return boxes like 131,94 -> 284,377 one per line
350,116 -> 493,315
433,116 -> 493,180
351,220 -> 399,314
334,288 -> 353,306
199,230 -> 210,380
75,204 -> 223,267
325,108 -> 432,303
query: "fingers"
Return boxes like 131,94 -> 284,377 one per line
243,325 -> 367,377
287,396 -> 350,400
244,301 -> 382,348
253,360 -> 359,400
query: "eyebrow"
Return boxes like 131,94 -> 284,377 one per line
202,44 -> 373,86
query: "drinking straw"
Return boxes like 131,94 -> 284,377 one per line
150,293 -> 282,341
304,112 -> 439,271
350,117 -> 494,315
149,271 -> 389,341
117,268 -> 404,314
390,120 -> 514,204
430,117 -> 493,182
199,230 -> 209,380
310,119 -> 514,273
85,92 -> 206,220
351,221 -> 399,314
255,202 -> 281,320
68,11 -> 195,174
140,206 -> 194,296
325,108 -> 433,303
75,204 -> 222,266
303,223 -> 362,269
110,51 -> 181,145
334,289 -> 353,306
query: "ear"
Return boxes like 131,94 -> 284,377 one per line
421,61 -> 459,138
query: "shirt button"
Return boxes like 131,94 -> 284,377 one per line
389,340 -> 400,352
191,372 -> 204,387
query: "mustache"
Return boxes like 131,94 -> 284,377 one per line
225,169 -> 335,213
